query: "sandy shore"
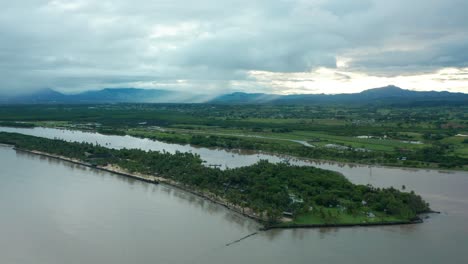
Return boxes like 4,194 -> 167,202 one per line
9,146 -> 430,229
13,147 -> 266,223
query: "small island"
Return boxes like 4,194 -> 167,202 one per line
0,132 -> 430,228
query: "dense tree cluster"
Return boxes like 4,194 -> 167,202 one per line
0,121 -> 35,128
1,104 -> 465,169
0,132 -> 430,223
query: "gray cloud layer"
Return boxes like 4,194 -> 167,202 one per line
1,0 -> 467,94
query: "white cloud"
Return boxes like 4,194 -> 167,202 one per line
149,23 -> 200,39
248,67 -> 468,94
45,0 -> 88,12
0,0 -> 467,95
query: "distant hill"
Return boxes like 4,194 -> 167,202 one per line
0,88 -> 209,104
209,92 -> 281,104
68,88 -> 172,103
1,85 -> 467,105
1,88 -> 67,104
210,85 -> 468,105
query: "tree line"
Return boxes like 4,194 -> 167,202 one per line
0,132 -> 430,224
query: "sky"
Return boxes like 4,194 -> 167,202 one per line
1,0 -> 468,95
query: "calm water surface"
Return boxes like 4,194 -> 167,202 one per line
1,127 -> 467,263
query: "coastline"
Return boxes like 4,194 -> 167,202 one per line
5,144 -> 431,229
113,128 -> 468,172
0,125 -> 465,172
11,145 -> 266,224
263,218 -> 423,230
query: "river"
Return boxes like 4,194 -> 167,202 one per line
0,126 -> 467,263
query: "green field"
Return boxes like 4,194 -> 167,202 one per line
0,131 -> 431,226
0,103 -> 466,169
283,208 -> 407,226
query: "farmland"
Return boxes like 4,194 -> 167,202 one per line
0,103 -> 466,169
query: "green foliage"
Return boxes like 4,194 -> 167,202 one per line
0,132 -> 431,223
1,103 -> 466,169
0,121 -> 35,128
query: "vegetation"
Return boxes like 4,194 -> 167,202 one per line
0,132 -> 430,225
0,104 -> 466,169
0,121 -> 35,128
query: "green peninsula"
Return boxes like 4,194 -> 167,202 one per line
0,132 -> 430,227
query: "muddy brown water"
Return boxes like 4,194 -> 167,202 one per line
0,127 -> 467,263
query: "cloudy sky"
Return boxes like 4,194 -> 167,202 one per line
1,0 -> 468,95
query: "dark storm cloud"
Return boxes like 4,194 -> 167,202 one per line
0,0 -> 467,94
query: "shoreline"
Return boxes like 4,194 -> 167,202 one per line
118,128 -> 467,172
130,129 -> 466,172
2,143 -> 430,229
263,218 -> 423,230
11,146 -> 266,224
0,125 -> 465,172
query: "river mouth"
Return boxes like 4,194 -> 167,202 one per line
1,127 -> 468,263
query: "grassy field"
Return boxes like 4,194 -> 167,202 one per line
279,207 -> 407,226
441,136 -> 468,158
127,126 -> 429,152
0,131 -> 431,226
1,104 -> 466,169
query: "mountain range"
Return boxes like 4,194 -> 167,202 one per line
210,86 -> 468,105
1,85 -> 467,105
0,88 -> 209,104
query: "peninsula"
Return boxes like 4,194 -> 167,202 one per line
0,132 -> 431,227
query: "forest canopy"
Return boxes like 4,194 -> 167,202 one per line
0,132 -> 430,225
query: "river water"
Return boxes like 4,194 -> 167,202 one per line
0,126 -> 467,263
